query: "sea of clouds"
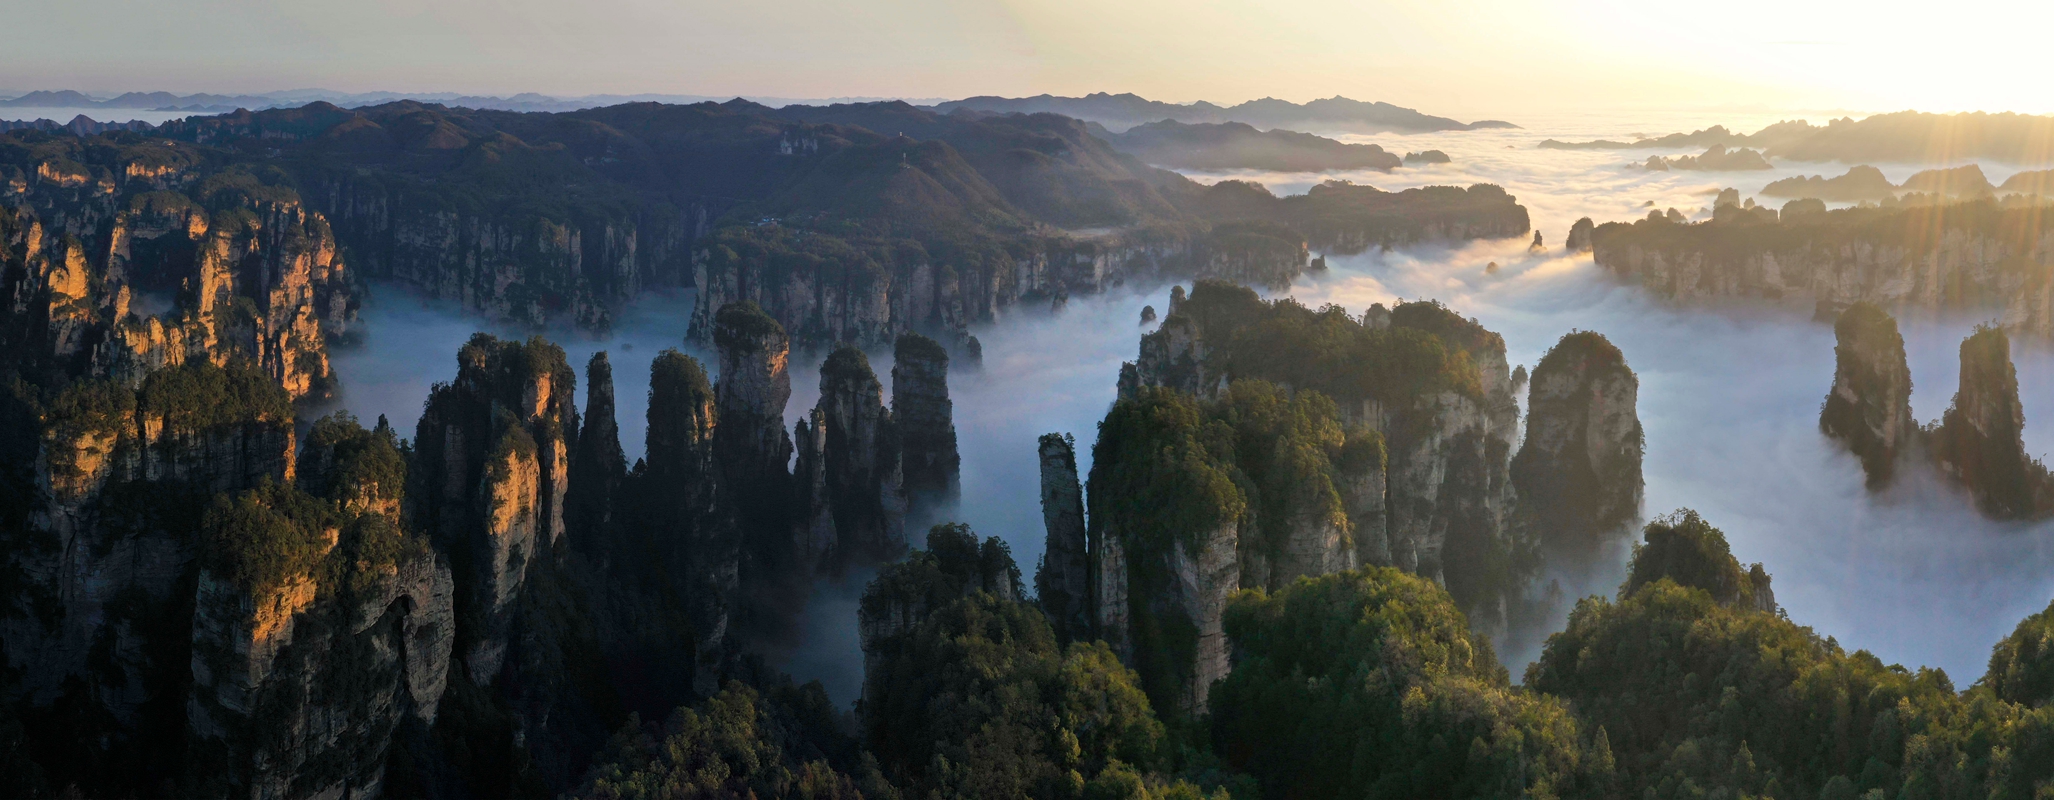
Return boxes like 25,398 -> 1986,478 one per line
319,108 -> 2054,701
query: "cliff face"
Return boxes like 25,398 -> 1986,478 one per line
3,361 -> 296,714
1510,331 -> 1645,568
187,422 -> 454,800
891,332 -> 959,520
1084,282 -> 1652,709
1373,303 -> 1521,641
685,224 -> 1251,352
1931,326 -> 2054,518
1096,286 -> 1530,710
410,334 -> 577,686
1590,204 -> 2054,341
1819,303 -> 1918,487
301,173 -> 708,329
1,137 -> 355,401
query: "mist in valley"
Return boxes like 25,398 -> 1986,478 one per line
314,109 -> 2054,703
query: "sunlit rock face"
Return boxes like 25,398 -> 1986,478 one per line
1,137 -> 355,402
410,334 -> 576,685
1511,331 -> 1645,568
1931,326 -> 2054,519
0,361 -> 295,717
1589,205 -> 2054,342
186,490 -> 454,799
181,416 -> 452,799
1819,303 -> 1918,488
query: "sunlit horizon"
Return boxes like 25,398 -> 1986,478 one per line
5,0 -> 2052,119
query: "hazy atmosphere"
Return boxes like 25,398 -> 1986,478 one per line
9,3 -> 2054,798
7,0 -> 2054,116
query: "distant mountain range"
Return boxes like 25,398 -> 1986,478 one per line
934,92 -> 1517,133
0,89 -> 952,114
1,89 -> 1516,140
1538,111 -> 2054,165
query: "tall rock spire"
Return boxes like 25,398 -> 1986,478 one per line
569,351 -> 626,550
1819,302 -> 1917,488
1034,432 -> 1091,644
797,345 -> 908,570
1932,325 -> 2053,518
712,301 -> 794,526
1511,331 -> 1645,570
892,332 -> 960,521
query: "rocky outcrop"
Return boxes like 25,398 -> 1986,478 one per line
1565,217 -> 1594,252
1644,145 -> 1772,171
1510,331 -> 1644,568
1338,429 -> 1391,569
1762,165 -> 1898,202
1099,283 -> 1533,704
186,477 -> 455,800
1930,326 -> 2054,518
1376,303 -> 1521,637
1590,204 -> 2054,342
1098,119 -> 1403,172
1257,181 -> 1531,256
410,334 -> 577,686
1034,433 -> 1092,644
891,332 -> 959,520
1159,520 -> 1237,715
3,360 -> 296,712
1,138 -> 356,401
1819,303 -> 1918,487
797,346 -> 908,570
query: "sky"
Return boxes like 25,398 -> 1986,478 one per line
5,0 -> 2053,118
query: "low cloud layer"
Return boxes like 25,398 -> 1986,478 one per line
319,110 -> 2054,700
